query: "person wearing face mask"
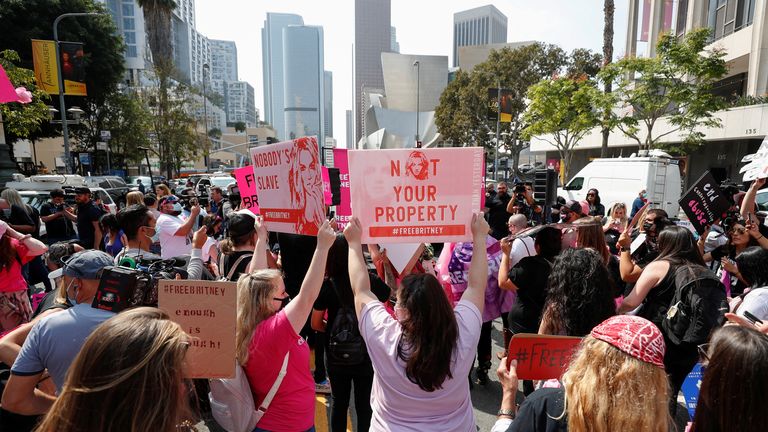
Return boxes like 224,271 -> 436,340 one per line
156,195 -> 200,260
617,208 -> 673,285
559,200 -> 585,224
2,250 -> 115,416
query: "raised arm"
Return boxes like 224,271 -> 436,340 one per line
459,213 -> 490,313
284,220 -> 335,333
246,216 -> 269,273
344,217 -> 379,316
741,178 -> 765,221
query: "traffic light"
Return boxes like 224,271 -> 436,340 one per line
533,168 -> 558,206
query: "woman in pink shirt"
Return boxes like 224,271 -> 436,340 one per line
236,219 -> 335,432
344,214 -> 489,432
0,220 -> 48,332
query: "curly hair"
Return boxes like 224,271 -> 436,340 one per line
541,248 -> 616,336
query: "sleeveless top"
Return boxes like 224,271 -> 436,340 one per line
638,262 -> 677,329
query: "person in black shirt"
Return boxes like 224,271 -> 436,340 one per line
73,187 -> 104,250
40,189 -> 76,244
485,182 -> 513,240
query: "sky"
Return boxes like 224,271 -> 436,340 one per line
195,0 -> 630,149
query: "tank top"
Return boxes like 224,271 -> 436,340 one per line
638,262 -> 677,329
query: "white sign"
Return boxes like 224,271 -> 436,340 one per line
100,130 -> 111,140
96,142 -> 108,151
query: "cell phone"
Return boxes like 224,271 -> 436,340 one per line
743,310 -> 763,325
327,210 -> 335,220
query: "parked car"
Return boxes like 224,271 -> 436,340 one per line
85,176 -> 130,209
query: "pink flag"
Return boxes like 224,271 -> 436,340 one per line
0,64 -> 20,103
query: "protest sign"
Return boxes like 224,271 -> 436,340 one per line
681,363 -> 704,419
332,149 -> 352,229
741,137 -> 768,182
348,147 -> 484,244
249,136 -> 325,235
159,280 -> 237,379
379,243 -> 423,274
506,334 -> 582,380
233,166 -> 259,214
678,171 -> 730,235
322,167 -> 333,205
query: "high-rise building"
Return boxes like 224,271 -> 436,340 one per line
391,26 -> 400,53
96,0 -> 147,84
345,109 -> 354,149
324,71 -> 333,138
452,4 -> 507,67
170,0 -> 210,85
210,39 -> 238,81
355,0 -> 391,143
225,81 -> 258,127
262,13 -> 304,140
283,25 -> 325,141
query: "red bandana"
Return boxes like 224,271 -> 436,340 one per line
590,315 -> 666,368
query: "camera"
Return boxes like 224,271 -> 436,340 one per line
93,257 -> 190,313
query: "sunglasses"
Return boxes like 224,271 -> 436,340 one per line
730,227 -> 747,235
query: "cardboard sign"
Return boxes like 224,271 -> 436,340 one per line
679,171 -> 730,235
741,137 -> 768,182
348,147 -> 484,244
234,166 -> 259,215
506,333 -> 582,380
249,136 -> 326,236
332,149 -> 352,229
681,362 -> 704,419
379,243 -> 423,274
159,280 -> 237,379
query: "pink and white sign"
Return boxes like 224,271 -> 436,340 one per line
233,166 -> 259,215
332,149 -> 352,229
249,136 -> 325,236
321,167 -> 333,205
348,147 -> 484,244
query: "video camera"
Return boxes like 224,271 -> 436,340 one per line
92,257 -> 189,313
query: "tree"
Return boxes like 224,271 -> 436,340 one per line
0,0 -> 126,143
135,0 -> 176,70
208,128 -> 222,139
523,77 -> 605,180
233,121 -> 246,133
435,43 -> 569,178
600,0 -> 615,157
599,28 -> 728,153
0,50 -> 50,142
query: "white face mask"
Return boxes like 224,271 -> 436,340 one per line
66,278 -> 80,306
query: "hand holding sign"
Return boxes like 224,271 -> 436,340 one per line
506,333 -> 582,380
344,216 -> 363,245
317,220 -> 337,250
471,212 -> 490,239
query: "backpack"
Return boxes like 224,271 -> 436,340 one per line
208,353 -> 289,432
327,306 -> 368,366
219,253 -> 253,282
661,264 -> 727,346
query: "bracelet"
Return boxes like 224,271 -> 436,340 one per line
497,408 -> 516,418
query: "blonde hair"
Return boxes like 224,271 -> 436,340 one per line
126,191 -> 144,207
608,202 -> 629,228
236,269 -> 282,364
559,337 -> 671,432
35,308 -> 192,432
573,219 -> 610,264
1,189 -> 26,210
155,184 -> 171,197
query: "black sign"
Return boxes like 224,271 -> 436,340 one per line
487,88 -> 514,122
678,171 -> 730,234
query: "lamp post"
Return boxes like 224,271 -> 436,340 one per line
413,60 -> 420,148
53,12 -> 103,174
202,63 -> 210,172
137,146 -> 154,191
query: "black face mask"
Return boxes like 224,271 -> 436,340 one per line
274,295 -> 291,310
642,221 -> 654,232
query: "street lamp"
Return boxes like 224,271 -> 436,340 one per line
413,60 -> 420,148
53,12 -> 104,174
137,146 -> 155,191
202,63 -> 210,172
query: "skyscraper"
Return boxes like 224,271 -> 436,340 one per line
391,26 -> 400,53
210,40 -> 238,81
324,71 -> 333,138
226,81 -> 258,126
262,13 -> 304,140
355,0 -> 391,143
452,4 -> 507,67
96,0 -> 146,84
282,25 -> 325,141
346,110 -> 354,149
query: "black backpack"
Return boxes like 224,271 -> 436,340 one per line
327,306 -> 368,366
661,264 -> 727,345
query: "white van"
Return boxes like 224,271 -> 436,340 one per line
558,151 -> 682,217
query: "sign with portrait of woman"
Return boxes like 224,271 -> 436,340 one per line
348,147 -> 485,244
249,136 -> 326,236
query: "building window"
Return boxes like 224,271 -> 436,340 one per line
123,17 -> 134,30
126,45 -> 137,58
676,0 -> 688,37
122,3 -> 134,16
707,0 -> 754,41
124,31 -> 136,44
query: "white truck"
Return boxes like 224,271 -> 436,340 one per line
557,151 -> 682,217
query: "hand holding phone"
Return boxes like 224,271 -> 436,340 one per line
744,310 -> 764,325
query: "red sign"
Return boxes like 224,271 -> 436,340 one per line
507,334 -> 582,380
233,166 -> 259,215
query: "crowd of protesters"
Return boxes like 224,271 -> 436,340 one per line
0,176 -> 764,432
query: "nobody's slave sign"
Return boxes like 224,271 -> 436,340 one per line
348,147 -> 484,244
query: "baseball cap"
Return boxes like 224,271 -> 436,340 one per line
61,250 -> 115,280
563,200 -> 584,215
590,315 -> 666,368
227,211 -> 256,239
158,195 -> 180,207
73,187 -> 91,195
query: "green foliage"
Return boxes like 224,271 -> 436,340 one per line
523,77 -> 605,179
599,27 -> 728,153
136,0 -> 176,69
233,121 -> 246,133
208,128 -> 222,139
0,50 -> 51,141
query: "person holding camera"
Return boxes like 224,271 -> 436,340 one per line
40,189 -> 76,245
156,196 -> 199,260
505,183 -> 542,227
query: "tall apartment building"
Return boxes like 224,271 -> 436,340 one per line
225,81 -> 258,127
262,13 -> 305,140
452,5 -> 507,67
355,0 -> 391,143
346,109 -> 354,149
282,25 -> 325,141
324,71 -> 333,138
97,0 -> 147,84
210,39 -> 238,81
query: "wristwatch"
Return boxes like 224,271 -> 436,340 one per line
497,409 -> 516,418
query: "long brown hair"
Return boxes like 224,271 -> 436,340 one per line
655,225 -> 705,266
574,219 -> 610,264
560,337 -> 671,432
236,269 -> 282,364
35,308 -> 192,432
396,273 -> 458,392
691,325 -> 768,432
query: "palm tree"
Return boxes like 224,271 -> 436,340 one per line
601,0 -> 614,158
135,0 -> 176,70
